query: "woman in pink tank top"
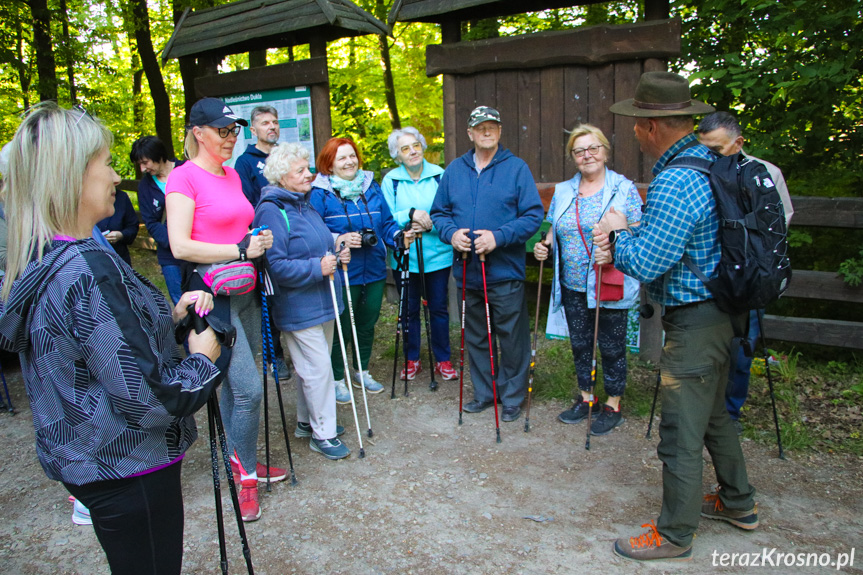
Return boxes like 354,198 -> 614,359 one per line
166,98 -> 284,523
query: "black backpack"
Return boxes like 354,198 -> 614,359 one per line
665,151 -> 792,315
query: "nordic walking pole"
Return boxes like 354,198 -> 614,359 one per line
479,253 -> 502,444
212,393 -> 255,574
390,245 -> 407,399
328,266 -> 365,458
339,244 -> 373,438
259,298 -> 273,492
757,309 -> 785,459
260,272 -> 298,485
585,265 -> 603,451
645,369 -> 661,439
206,399 -> 229,575
402,248 -> 412,397
524,256 -> 544,432
415,232 -> 438,391
458,251 -> 469,425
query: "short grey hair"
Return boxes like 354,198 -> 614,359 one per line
250,105 -> 278,125
697,111 -> 742,138
264,142 -> 310,185
387,127 -> 427,163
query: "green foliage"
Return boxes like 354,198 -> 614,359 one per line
675,0 -> 863,195
786,229 -> 812,249
770,348 -> 801,383
838,248 -> 863,287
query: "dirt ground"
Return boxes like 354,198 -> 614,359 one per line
1,359 -> 861,575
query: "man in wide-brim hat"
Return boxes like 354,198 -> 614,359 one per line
593,71 -> 758,562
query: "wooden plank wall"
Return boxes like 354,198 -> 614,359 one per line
444,59 -> 655,185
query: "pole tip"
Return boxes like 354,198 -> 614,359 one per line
359,449 -> 366,459
368,429 -> 374,438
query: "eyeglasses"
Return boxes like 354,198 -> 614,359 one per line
217,125 -> 241,138
399,142 -> 423,154
73,104 -> 93,126
572,144 -> 605,158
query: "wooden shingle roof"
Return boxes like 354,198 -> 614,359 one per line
163,0 -> 390,62
388,0 -> 606,25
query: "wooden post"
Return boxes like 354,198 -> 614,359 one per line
644,0 -> 670,20
309,36 -> 332,159
249,50 -> 266,68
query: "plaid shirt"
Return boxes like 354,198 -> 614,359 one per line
613,133 -> 720,307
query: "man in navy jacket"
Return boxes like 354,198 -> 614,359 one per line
235,105 -> 280,207
431,106 -> 543,422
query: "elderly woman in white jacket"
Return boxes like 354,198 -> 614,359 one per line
534,123 -> 642,436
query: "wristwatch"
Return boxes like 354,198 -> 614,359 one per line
238,245 -> 248,261
608,229 -> 629,245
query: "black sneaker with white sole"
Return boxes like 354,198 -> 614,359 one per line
590,404 -> 625,435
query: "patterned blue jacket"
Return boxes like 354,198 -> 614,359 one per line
0,240 -> 219,485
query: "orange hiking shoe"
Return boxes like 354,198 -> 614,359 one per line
613,520 -> 692,562
238,479 -> 261,522
702,489 -> 759,530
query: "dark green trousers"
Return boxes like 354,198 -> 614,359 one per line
331,279 -> 385,380
656,301 -> 756,547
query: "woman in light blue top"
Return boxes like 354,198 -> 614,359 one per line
534,124 -> 642,436
381,127 -> 456,382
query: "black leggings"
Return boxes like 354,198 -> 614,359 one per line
64,460 -> 185,575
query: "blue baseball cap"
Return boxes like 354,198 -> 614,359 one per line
188,98 -> 248,128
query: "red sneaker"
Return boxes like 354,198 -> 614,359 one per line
399,360 -> 421,380
230,458 -> 287,483
435,360 -> 458,381
238,479 -> 261,522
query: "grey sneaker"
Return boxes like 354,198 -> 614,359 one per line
590,404 -> 625,436
310,437 -> 350,460
334,379 -> 351,404
274,357 -> 292,381
295,421 -> 345,438
701,490 -> 759,530
613,521 -> 692,562
353,370 -> 384,394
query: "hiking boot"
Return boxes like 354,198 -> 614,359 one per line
354,370 -> 384,394
334,379 -> 351,404
71,498 -> 92,526
295,421 -> 345,438
502,405 -> 521,422
399,360 -> 421,381
590,404 -> 625,436
274,357 -> 292,381
558,396 -> 596,424
238,480 -> 261,522
310,437 -> 350,460
613,521 -> 692,562
463,399 -> 493,413
701,489 -> 759,530
230,458 -> 287,483
435,361 -> 458,381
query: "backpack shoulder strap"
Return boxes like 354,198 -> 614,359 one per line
258,198 -> 290,232
665,156 -> 712,175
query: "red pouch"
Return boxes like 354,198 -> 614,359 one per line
596,263 -> 624,301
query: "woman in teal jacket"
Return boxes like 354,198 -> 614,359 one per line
382,127 -> 456,381
534,124 -> 642,436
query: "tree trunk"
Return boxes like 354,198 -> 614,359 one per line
15,16 -> 31,110
58,0 -> 76,103
29,0 -> 58,102
173,0 -> 215,123
126,0 -> 174,158
378,33 -> 400,130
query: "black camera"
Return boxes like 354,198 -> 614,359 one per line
359,228 -> 378,247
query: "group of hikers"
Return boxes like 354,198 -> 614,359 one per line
0,70 -> 792,572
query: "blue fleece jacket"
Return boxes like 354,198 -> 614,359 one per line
253,185 -> 344,333
308,172 -> 402,286
234,144 -> 269,207
137,160 -> 183,267
381,160 -> 451,273
430,147 -> 543,290
96,190 -> 139,265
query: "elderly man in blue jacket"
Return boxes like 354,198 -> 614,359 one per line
431,106 -> 543,422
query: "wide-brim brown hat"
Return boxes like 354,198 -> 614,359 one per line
610,71 -> 714,117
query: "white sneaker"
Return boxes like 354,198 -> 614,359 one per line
353,370 -> 384,394
334,379 -> 351,404
72,498 -> 92,526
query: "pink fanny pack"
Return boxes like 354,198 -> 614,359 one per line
197,261 -> 257,296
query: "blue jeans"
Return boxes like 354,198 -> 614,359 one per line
726,309 -> 760,420
161,264 -> 183,306
394,267 -> 452,363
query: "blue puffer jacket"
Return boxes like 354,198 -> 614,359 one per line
137,161 -> 184,267
309,172 -> 402,286
381,160 -> 450,273
430,147 -> 543,290
548,168 -> 641,311
254,185 -> 344,332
